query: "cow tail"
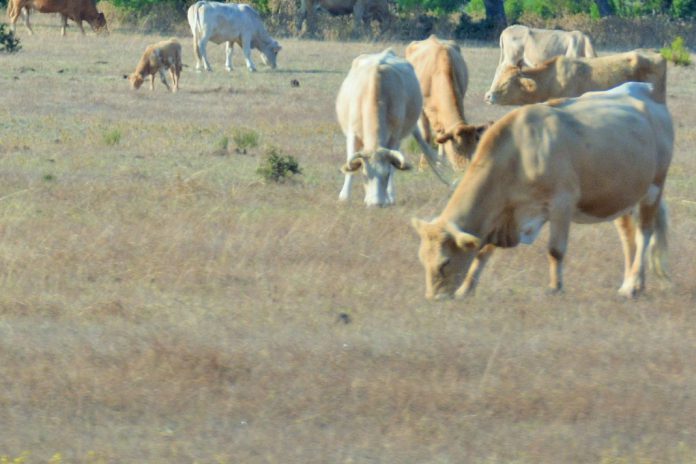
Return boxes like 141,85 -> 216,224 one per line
583,35 -> 597,58
649,199 -> 669,281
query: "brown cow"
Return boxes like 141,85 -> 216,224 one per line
406,35 -> 490,171
296,0 -> 390,36
8,0 -> 107,36
486,49 -> 666,105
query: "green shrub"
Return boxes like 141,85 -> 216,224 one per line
256,148 -> 302,183
232,128 -> 260,151
661,36 -> 692,66
0,24 -> 21,54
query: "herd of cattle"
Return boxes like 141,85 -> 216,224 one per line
6,1 -> 675,301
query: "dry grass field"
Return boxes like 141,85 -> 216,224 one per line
2,15 -> 696,463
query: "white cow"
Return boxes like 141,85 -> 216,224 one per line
336,49 -> 443,207
187,1 -> 281,72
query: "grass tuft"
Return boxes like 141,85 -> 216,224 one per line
102,129 -> 122,146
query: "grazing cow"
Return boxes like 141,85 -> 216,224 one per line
296,0 -> 390,36
187,1 -> 281,73
412,83 -> 673,300
486,49 -> 667,105
405,34 -> 490,171
7,0 -> 107,35
125,39 -> 182,93
336,49 -> 443,207
486,25 -> 596,102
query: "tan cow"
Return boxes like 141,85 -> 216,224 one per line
336,49 -> 443,207
486,49 -> 667,105
125,39 -> 182,92
485,25 -> 596,102
405,35 -> 490,171
7,0 -> 107,35
412,82 -> 673,300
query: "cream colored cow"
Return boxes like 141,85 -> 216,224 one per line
405,35 -> 490,171
336,49 -> 443,207
413,83 -> 673,300
486,49 -> 667,105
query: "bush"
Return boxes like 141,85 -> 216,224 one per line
256,148 -> 302,183
232,128 -> 260,151
661,36 -> 692,66
0,24 -> 21,54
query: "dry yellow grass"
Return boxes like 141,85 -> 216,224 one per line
2,14 -> 696,464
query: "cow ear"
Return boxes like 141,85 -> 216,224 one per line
384,150 -> 411,171
445,222 -> 480,250
519,77 -> 537,93
411,217 -> 429,235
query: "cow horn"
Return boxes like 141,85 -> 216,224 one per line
341,151 -> 367,173
382,149 -> 411,171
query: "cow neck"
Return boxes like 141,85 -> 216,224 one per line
431,66 -> 466,128
439,122 -> 518,242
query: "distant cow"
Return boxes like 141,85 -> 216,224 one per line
125,39 -> 182,93
7,0 -> 108,35
187,1 -> 281,72
486,25 -> 596,102
406,35 -> 490,171
412,83 -> 673,300
336,49 -> 443,207
296,0 -> 390,36
486,49 -> 666,105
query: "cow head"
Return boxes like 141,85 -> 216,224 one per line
125,73 -> 144,90
260,40 -> 282,69
411,218 -> 481,300
89,12 -> 108,35
341,148 -> 411,207
484,66 -> 538,105
435,122 -> 493,170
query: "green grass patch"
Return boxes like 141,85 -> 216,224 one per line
661,36 -> 692,66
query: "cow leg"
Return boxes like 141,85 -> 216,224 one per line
352,0 -> 367,36
339,133 -> 361,202
169,67 -> 179,92
547,195 -> 574,293
225,41 -> 234,72
455,244 -> 496,297
198,37 -> 213,72
150,74 -> 156,91
241,34 -> 257,72
618,197 -> 661,297
60,14 -> 68,36
15,6 -> 34,35
417,115 -> 431,171
614,214 -> 637,294
77,19 -> 86,35
158,68 -> 171,92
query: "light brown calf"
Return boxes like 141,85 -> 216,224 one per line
125,39 -> 182,93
